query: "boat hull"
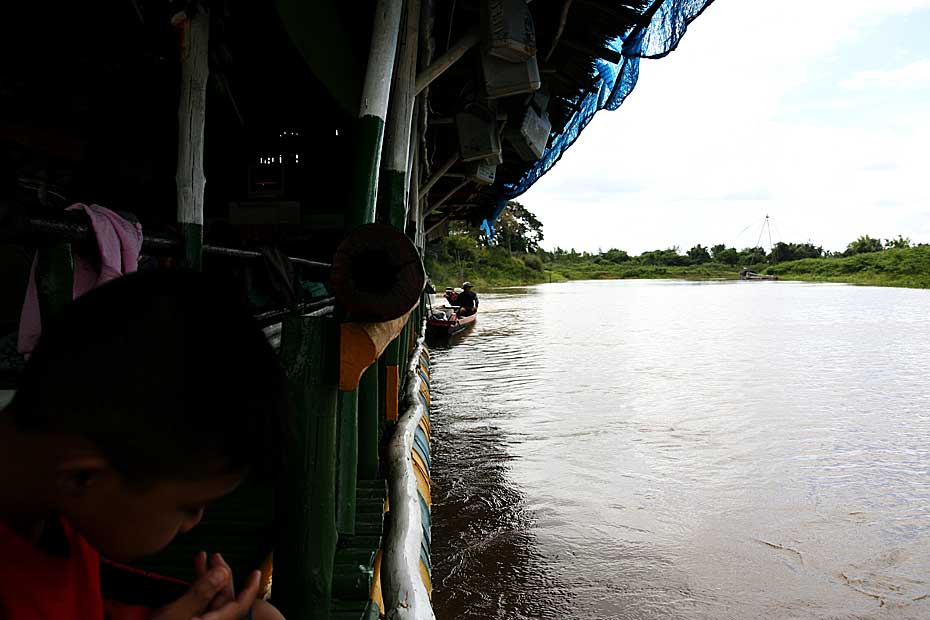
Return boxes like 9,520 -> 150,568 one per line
426,310 -> 477,338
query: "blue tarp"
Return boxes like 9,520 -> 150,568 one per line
481,0 -> 716,238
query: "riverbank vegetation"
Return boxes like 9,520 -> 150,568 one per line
763,245 -> 930,288
424,203 -> 929,289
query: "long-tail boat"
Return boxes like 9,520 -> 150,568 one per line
427,306 -> 478,339
0,1 -> 714,618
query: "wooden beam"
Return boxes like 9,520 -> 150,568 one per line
561,38 -> 622,64
544,0 -> 574,62
424,215 -> 451,237
417,153 -> 458,201
414,26 -> 480,95
423,179 -> 470,217
339,304 -> 418,392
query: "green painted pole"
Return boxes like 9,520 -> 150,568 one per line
357,364 -> 380,479
342,1 -> 402,548
35,245 -> 73,330
335,389 -> 359,535
349,0 -> 403,229
275,317 -> 339,620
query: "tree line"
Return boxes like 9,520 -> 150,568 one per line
546,235 -> 918,268
430,201 -> 920,273
485,202 -> 919,268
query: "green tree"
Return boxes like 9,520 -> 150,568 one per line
770,241 -> 823,263
884,235 -> 911,250
687,244 -> 712,264
845,235 -> 883,256
640,248 -> 687,266
495,201 -> 544,253
602,248 -> 631,264
719,248 -> 739,265
738,246 -> 767,266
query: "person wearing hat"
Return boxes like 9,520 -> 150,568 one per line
456,282 -> 478,316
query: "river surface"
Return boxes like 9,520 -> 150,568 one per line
428,279 -> 930,620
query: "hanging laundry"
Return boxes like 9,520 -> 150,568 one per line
18,204 -> 143,355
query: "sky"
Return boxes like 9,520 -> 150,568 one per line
519,0 -> 930,254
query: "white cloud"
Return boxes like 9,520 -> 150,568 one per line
520,1 -> 930,253
840,58 -> 930,89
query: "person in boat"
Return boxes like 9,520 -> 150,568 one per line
456,282 -> 478,317
443,287 -> 457,305
0,271 -> 286,620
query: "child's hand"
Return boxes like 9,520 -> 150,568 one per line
193,552 -> 235,611
150,551 -> 260,620
193,551 -> 285,620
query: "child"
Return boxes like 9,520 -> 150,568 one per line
0,270 -> 287,619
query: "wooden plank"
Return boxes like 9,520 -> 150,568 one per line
274,317 -> 339,620
385,362 -> 400,422
336,389 -> 359,535
357,365 -> 380,480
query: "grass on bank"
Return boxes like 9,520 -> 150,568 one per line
426,240 -> 930,290
762,245 -> 930,289
425,245 -> 739,289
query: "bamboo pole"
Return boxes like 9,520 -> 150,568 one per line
349,0 -> 404,229
174,6 -> 209,270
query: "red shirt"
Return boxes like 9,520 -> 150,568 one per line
0,517 -> 104,620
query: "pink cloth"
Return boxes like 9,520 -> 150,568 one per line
18,204 -> 143,355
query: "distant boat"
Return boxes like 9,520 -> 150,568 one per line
426,304 -> 477,338
739,268 -> 777,281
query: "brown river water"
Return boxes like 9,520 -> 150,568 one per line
428,280 -> 930,620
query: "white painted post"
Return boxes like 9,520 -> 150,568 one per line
381,0 -> 421,230
351,0 -> 404,228
174,6 -> 209,269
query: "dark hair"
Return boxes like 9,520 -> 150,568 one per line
8,270 -> 289,482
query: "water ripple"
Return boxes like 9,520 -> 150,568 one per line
431,281 -> 930,620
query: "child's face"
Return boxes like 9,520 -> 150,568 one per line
62,468 -> 243,561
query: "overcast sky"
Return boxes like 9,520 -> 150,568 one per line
519,0 -> 930,254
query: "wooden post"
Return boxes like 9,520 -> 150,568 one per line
357,364 -> 380,480
349,0 -> 403,229
275,317 -> 339,620
383,338 -> 401,423
407,131 -> 420,244
335,389 -> 359,535
379,0 -> 420,231
174,5 -> 209,270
